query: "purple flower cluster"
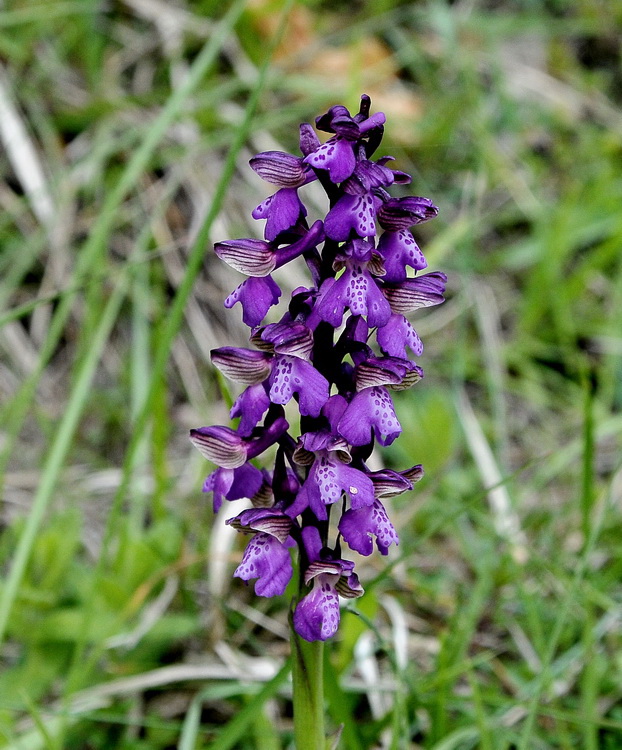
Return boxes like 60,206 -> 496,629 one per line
190,96 -> 446,642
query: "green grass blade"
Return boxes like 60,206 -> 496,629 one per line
177,691 -> 204,750
209,660 -> 291,750
581,378 -> 595,543
0,2 -> 97,28
0,267 -> 131,647
516,488 -> 609,749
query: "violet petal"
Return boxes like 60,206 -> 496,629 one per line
376,314 -> 423,358
293,576 -> 341,641
315,105 -> 359,137
233,532 -> 293,597
378,196 -> 438,231
377,230 -> 427,283
382,272 -> 447,315
295,456 -> 375,521
342,159 -> 394,196
253,187 -> 307,241
214,238 -> 276,277
304,137 -> 356,183
249,151 -> 307,187
224,276 -> 282,327
338,386 -> 401,447
299,122 -> 321,156
324,193 -> 377,241
268,356 -> 329,417
315,266 -> 391,328
339,499 -> 399,556
189,425 -> 247,468
227,507 -> 294,544
230,383 -> 271,436
211,347 -> 272,385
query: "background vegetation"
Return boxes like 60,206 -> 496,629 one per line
1,0 -> 621,747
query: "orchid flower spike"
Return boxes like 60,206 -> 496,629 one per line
191,95 -> 446,641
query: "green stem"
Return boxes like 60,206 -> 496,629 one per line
290,619 -> 326,750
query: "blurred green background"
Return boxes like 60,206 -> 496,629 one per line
1,0 -> 622,747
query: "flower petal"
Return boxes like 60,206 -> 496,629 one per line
376,314 -> 423,358
315,105 -> 359,138
224,276 -> 281,327
249,151 -> 307,187
268,356 -> 329,417
322,394 -> 349,433
377,196 -> 438,231
315,265 -> 391,329
324,193 -> 377,241
227,507 -> 294,544
261,321 -> 314,360
223,463 -> 264,501
301,525 -> 322,562
202,467 -> 234,512
338,386 -> 401,447
211,347 -> 272,385
381,272 -> 447,315
304,137 -> 356,183
189,426 -> 247,468
214,238 -> 276,277
377,230 -> 427,282
342,159 -> 394,195
230,383 -> 271,436
339,499 -> 399,556
335,570 -> 364,598
304,560 -> 347,582
367,467 -> 416,498
355,356 -> 414,391
295,361 -> 331,417
299,123 -> 321,156
252,187 -> 306,241
297,456 -> 374,520
202,463 -> 264,512
355,356 -> 423,392
401,464 -> 425,484
293,577 -> 341,641
233,532 -> 293,597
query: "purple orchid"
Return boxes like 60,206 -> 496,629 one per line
249,141 -> 316,241
229,384 -> 271,437
338,385 -> 402,447
202,463 -> 264,513
377,229 -> 427,282
339,499 -> 399,556
190,96 -> 446,641
287,430 -> 375,520
226,508 -> 297,596
377,195 -> 438,231
224,276 -> 281,327
231,531 -> 294,596
304,106 -> 386,184
313,240 -> 392,328
377,313 -> 424,359
215,220 -> 324,277
323,158 -> 396,241
292,527 -> 364,641
252,189 -> 307,241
